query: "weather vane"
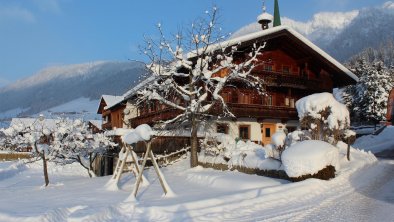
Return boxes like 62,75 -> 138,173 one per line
262,0 -> 267,13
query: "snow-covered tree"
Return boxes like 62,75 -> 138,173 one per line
137,8 -> 266,167
345,59 -> 393,125
51,119 -> 116,177
1,116 -> 53,186
359,62 -> 393,125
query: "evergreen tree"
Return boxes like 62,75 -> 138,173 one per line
345,59 -> 393,125
359,61 -> 393,124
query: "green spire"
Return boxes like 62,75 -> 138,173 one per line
273,0 -> 281,27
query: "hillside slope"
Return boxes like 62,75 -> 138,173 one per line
0,61 -> 146,117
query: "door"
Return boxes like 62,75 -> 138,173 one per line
262,123 -> 277,145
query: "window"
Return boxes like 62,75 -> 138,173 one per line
239,125 -> 250,140
239,93 -> 251,104
265,128 -> 271,138
264,65 -> 273,72
290,99 -> 295,108
285,97 -> 290,106
217,124 -> 229,134
265,95 -> 273,106
287,127 -> 297,133
283,66 -> 290,74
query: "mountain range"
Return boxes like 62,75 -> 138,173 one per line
0,61 -> 146,122
231,1 -> 394,63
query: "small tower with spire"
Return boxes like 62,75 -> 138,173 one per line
257,0 -> 273,30
273,0 -> 282,27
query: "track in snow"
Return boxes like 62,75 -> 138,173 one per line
266,159 -> 394,222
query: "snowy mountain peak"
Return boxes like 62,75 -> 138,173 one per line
231,10 -> 358,44
383,1 -> 394,9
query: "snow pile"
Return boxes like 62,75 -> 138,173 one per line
282,140 -> 340,178
199,135 -> 281,170
122,124 -> 154,144
296,92 -> 350,129
354,126 -> 394,153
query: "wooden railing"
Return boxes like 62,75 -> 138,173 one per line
227,103 -> 298,120
253,70 -> 324,90
130,103 -> 297,127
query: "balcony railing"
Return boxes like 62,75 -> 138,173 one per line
227,103 -> 298,120
253,70 -> 324,90
130,103 -> 297,127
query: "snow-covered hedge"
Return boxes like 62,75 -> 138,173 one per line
281,140 -> 340,178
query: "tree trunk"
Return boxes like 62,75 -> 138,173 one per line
190,114 -> 199,168
42,150 -> 49,186
78,155 -> 92,178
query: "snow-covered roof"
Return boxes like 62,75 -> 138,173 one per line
102,95 -> 124,110
88,120 -> 102,130
123,76 -> 157,100
187,26 -> 358,83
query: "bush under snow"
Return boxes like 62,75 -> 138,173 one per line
296,92 -> 354,145
199,134 -> 281,170
296,92 -> 350,130
282,140 -> 340,178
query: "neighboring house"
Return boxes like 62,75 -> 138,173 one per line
387,88 -> 394,125
88,120 -> 103,133
97,95 -> 125,130
123,8 -> 357,145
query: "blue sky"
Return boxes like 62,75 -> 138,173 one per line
0,0 -> 390,86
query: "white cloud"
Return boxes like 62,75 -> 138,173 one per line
0,6 -> 36,23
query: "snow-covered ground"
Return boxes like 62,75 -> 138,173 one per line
354,126 -> 394,154
0,142 -> 386,221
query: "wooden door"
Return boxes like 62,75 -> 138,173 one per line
262,123 -> 276,145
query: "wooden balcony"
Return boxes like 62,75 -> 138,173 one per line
227,103 -> 298,121
253,70 -> 324,91
130,108 -> 183,128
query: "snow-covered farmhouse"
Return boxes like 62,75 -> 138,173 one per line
97,95 -> 125,130
118,12 -> 357,146
97,3 -> 357,148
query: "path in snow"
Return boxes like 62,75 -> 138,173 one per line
265,159 -> 394,222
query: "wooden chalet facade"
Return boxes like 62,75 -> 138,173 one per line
97,95 -> 126,130
124,25 -> 357,145
386,88 -> 394,126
